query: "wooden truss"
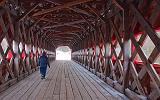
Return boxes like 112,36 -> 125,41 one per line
0,0 -> 159,100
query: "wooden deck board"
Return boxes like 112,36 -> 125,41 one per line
59,64 -> 67,100
68,63 -> 94,100
42,62 -> 60,100
43,62 -> 60,100
1,72 -> 40,100
70,63 -> 109,100
67,63 -> 82,100
35,62 -> 58,100
65,62 -> 74,100
72,62 -> 129,100
0,61 -> 129,100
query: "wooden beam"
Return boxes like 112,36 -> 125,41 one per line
112,0 -> 124,10
38,17 -> 80,23
49,36 -> 78,46
51,36 -> 74,39
18,4 -> 39,21
41,30 -> 49,39
78,24 -> 90,36
81,15 -> 103,41
43,29 -> 82,44
52,32 -> 82,40
52,41 -> 70,46
36,18 -> 80,28
29,15 -> 46,29
129,4 -> 160,51
130,32 -> 160,92
105,8 -> 120,19
86,4 -> 105,23
34,22 -> 50,35
69,7 -> 94,17
44,20 -> 87,28
80,15 -> 96,30
0,16 -> 7,42
110,20 -> 123,48
122,9 -> 131,91
44,0 -> 94,17
0,0 -> 6,6
34,17 -> 58,24
44,37 -> 56,48
66,24 -> 81,28
51,31 -> 78,35
53,29 -> 81,34
32,0 -> 93,16
51,39 -> 71,43
51,39 -> 71,42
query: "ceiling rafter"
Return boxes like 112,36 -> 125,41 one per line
42,29 -> 83,45
86,4 -> 105,23
44,19 -> 88,28
32,0 -> 93,16
51,36 -> 74,40
47,29 -> 81,35
28,15 -> 46,29
17,0 -> 121,48
52,32 -> 82,40
44,0 -> 94,17
49,36 -> 79,47
34,22 -> 50,35
34,17 -> 81,23
18,3 -> 40,21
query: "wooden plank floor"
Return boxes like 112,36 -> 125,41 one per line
0,61 -> 129,100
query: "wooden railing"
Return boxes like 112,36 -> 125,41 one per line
0,6 -> 54,93
72,1 -> 160,99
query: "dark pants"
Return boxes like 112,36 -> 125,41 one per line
40,66 -> 47,78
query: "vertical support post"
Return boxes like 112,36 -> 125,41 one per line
13,40 -> 20,77
122,10 -> 131,91
104,21 -> 111,77
33,46 -> 37,69
25,44 -> 32,74
95,45 -> 100,74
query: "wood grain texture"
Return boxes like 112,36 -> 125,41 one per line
0,61 -> 128,100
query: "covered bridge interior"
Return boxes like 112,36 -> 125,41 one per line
0,0 -> 160,100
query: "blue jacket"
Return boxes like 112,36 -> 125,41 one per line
38,54 -> 50,68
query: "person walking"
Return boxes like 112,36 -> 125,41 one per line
38,51 -> 50,79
